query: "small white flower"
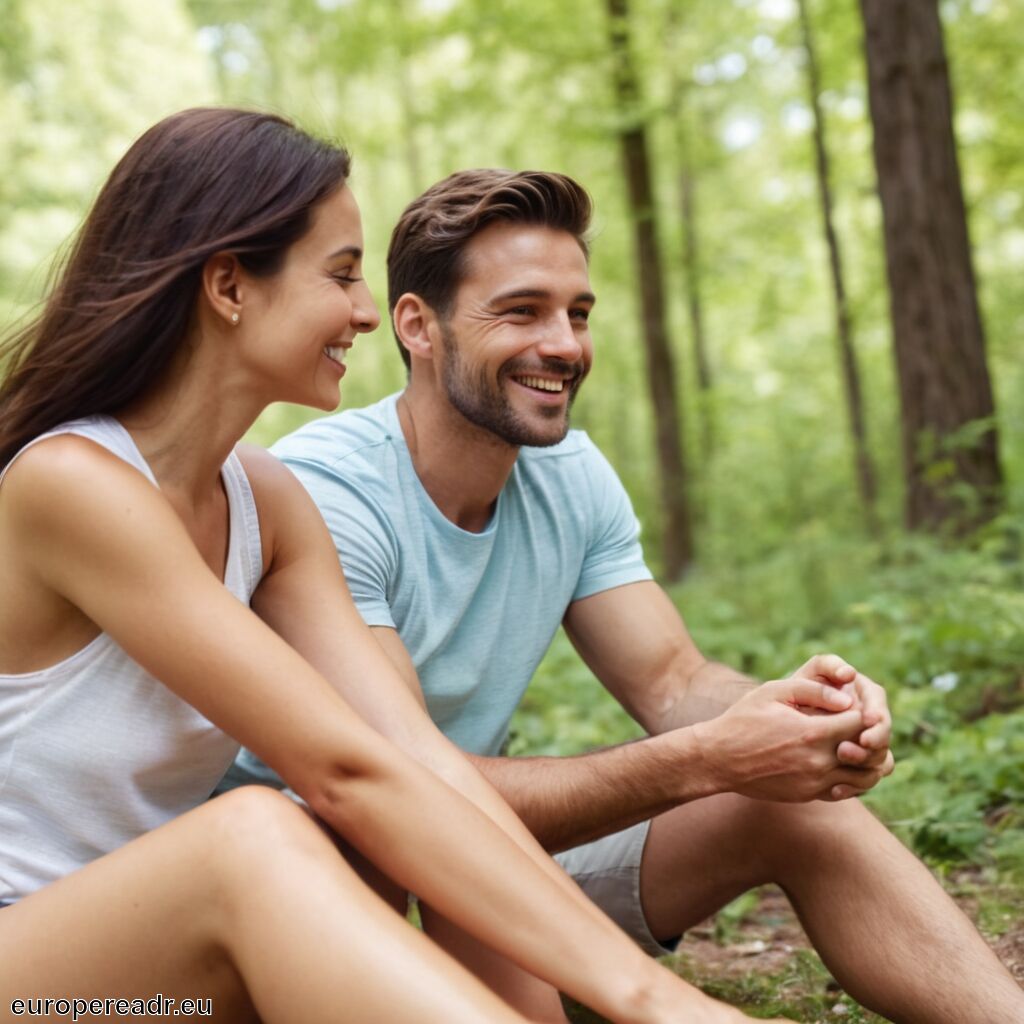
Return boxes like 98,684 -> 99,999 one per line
931,672 -> 959,693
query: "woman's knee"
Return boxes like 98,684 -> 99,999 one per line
202,786 -> 338,889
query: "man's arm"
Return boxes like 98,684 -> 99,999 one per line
373,582 -> 893,854
565,581 -> 758,733
566,582 -> 893,751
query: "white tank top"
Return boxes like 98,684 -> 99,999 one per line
0,416 -> 263,902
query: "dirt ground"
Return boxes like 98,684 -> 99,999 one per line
673,882 -> 1024,1016
567,878 -> 1023,1023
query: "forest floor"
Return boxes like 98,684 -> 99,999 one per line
566,874 -> 1024,1023
672,877 -> 1023,1022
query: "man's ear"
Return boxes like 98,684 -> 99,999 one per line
201,252 -> 244,328
392,293 -> 441,362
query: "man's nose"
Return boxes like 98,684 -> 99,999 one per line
537,314 -> 584,362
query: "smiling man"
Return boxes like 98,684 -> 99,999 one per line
234,170 -> 1022,1023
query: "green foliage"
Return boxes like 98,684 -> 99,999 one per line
687,948 -> 865,1020
568,945 -> 888,1022
711,889 -> 761,945
867,708 -> 1024,872
4,0 -> 1021,559
538,522 -> 1023,1019
508,630 -> 642,757
0,0 -> 213,303
514,525 -> 1024,882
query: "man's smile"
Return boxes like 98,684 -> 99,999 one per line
513,375 -> 565,393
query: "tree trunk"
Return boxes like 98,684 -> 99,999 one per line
798,0 -> 878,531
606,0 -> 693,579
860,0 -> 1001,531
679,151 -> 710,397
675,99 -> 714,461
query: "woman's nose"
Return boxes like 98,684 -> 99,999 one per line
353,283 -> 382,333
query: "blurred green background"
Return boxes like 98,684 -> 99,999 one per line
2,2 -> 1022,995
3,0 -> 1021,552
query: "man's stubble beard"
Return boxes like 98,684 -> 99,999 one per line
438,321 -> 583,448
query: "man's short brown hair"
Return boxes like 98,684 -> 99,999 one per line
386,169 -> 592,368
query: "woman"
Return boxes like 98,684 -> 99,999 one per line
0,108 -> 785,1023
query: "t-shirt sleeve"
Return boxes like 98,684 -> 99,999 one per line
281,456 -> 398,629
573,437 -> 653,602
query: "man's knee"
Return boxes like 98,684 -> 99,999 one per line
645,793 -> 886,882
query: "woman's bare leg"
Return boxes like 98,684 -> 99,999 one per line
0,787 -> 527,1023
329,825 -> 569,1022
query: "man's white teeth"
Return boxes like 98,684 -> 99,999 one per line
518,376 -> 564,392
324,346 -> 346,364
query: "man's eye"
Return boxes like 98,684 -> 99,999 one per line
506,306 -> 534,316
570,309 -> 590,322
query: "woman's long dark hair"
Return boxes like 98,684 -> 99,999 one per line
0,107 -> 351,469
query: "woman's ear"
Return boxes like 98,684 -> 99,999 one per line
392,293 -> 440,363
201,252 -> 244,328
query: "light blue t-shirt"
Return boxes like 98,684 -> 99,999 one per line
270,393 -> 652,755
234,393 -> 650,780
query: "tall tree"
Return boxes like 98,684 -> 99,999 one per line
861,0 -> 1001,531
798,0 -> 877,530
606,0 -> 693,578
664,0 -> 713,465
677,123 -> 712,445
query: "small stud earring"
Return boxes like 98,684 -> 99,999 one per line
231,312 -> 240,325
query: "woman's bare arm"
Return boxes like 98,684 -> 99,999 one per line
241,447 -> 639,901
3,436 -> 746,1024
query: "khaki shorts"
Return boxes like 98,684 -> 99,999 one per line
555,820 -> 678,957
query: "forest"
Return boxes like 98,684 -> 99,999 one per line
1,0 -> 1021,1019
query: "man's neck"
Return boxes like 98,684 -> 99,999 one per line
397,384 -> 519,534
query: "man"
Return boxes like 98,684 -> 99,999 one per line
236,170 -> 1022,1022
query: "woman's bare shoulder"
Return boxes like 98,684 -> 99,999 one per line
235,442 -> 334,571
2,433 -> 150,517
0,433 -> 205,620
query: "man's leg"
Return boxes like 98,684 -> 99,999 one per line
419,905 -> 570,1023
639,794 -> 1024,1024
329,830 -> 570,1023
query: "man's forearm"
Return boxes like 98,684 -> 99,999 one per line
470,660 -> 889,851
467,660 -> 757,853
467,727 -> 722,853
654,659 -> 758,732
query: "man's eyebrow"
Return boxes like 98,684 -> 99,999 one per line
327,245 -> 362,260
488,288 -> 596,305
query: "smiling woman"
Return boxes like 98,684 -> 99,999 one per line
214,184 -> 378,411
0,108 -> 769,1024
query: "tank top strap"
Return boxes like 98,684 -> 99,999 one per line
221,450 -> 264,602
0,416 -> 263,602
0,415 -> 156,489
